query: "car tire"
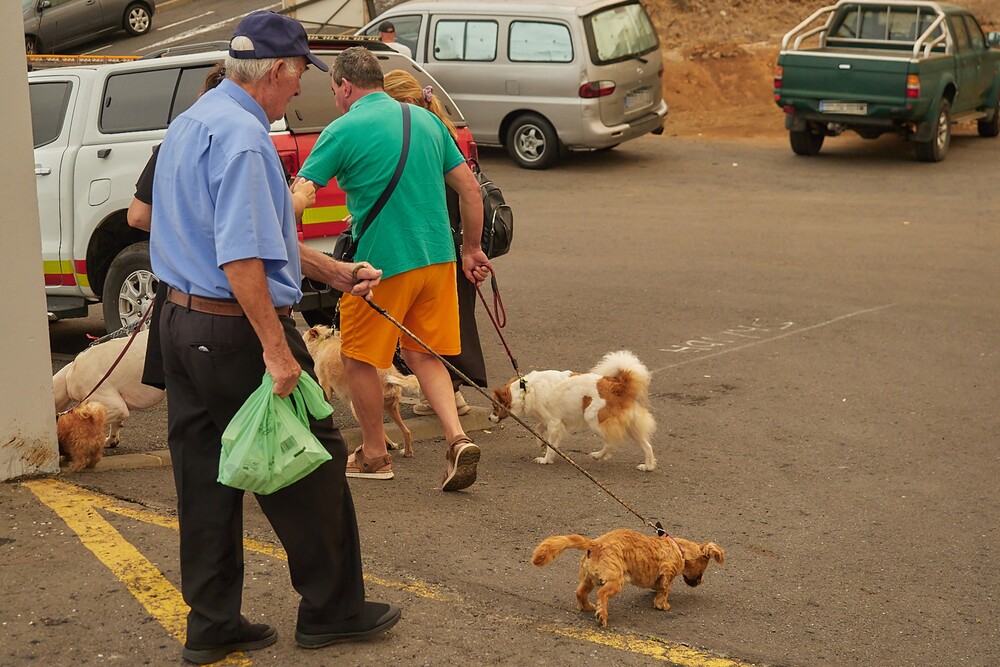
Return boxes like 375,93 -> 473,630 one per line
916,98 -> 951,162
977,95 -> 1000,138
505,113 -> 560,169
123,2 -> 153,36
789,128 -> 824,156
102,242 -> 157,333
25,35 -> 41,55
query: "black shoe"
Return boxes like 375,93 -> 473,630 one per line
295,601 -> 401,648
182,621 -> 277,664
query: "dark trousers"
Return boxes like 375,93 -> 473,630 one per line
160,302 -> 365,645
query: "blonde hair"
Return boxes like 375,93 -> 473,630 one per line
383,69 -> 458,140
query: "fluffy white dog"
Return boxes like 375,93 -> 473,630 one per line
53,329 -> 165,447
489,350 -> 657,471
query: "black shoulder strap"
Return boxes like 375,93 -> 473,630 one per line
351,102 -> 411,244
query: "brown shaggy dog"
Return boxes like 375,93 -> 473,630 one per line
532,528 -> 725,626
56,401 -> 109,472
302,325 -> 422,457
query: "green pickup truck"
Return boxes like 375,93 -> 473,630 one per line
774,1 -> 1000,161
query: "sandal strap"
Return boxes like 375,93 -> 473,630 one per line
447,435 -> 474,449
352,445 -> 393,473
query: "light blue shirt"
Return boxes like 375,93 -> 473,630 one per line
150,79 -> 301,306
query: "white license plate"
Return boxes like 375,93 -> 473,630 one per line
819,100 -> 868,115
625,86 -> 652,110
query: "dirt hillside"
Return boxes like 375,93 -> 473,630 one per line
647,0 -> 1000,138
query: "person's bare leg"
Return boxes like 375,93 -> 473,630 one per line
401,349 -> 463,442
342,354 -> 389,459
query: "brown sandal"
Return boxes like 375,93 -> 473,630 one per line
346,445 -> 394,480
441,435 -> 480,492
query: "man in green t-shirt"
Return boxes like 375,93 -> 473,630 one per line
299,47 -> 491,491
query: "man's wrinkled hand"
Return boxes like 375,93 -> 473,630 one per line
350,262 -> 382,298
264,349 -> 301,398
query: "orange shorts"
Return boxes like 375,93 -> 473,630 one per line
339,262 -> 460,368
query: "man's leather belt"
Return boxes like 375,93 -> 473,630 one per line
166,288 -> 292,318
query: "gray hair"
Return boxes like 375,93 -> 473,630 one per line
225,36 -> 302,83
332,47 -> 383,89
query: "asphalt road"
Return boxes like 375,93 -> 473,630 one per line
16,4 -> 1000,664
23,130 -> 1000,666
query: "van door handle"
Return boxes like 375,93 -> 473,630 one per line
98,148 -> 112,158
35,166 -> 51,176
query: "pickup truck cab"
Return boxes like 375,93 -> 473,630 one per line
774,1 -> 1000,161
30,37 -> 476,331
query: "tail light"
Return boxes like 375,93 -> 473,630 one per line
579,80 -> 616,98
278,151 -> 299,178
906,74 -> 920,99
773,65 -> 783,101
467,138 -> 479,162
657,65 -> 663,79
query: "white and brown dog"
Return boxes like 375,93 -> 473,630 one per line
52,329 -> 165,448
489,351 -> 657,471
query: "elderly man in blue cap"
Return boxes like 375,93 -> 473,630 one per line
149,11 -> 399,664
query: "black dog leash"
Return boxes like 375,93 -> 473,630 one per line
362,296 -> 661,533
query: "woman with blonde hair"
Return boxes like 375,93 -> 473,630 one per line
383,69 -> 486,415
383,69 -> 458,140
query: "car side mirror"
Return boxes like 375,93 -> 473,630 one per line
38,0 -> 52,10
988,32 -> 1000,48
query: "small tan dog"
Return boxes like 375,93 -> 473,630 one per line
52,329 -> 165,447
302,325 -> 422,457
56,401 -> 109,472
532,528 -> 725,627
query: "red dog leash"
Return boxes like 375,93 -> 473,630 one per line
474,268 -> 526,390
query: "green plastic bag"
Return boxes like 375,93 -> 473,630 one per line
219,372 -> 333,494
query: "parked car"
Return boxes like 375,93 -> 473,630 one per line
358,0 -> 668,169
29,36 -> 477,331
774,0 -> 1000,161
23,0 -> 156,55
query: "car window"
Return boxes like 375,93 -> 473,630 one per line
949,16 -> 971,52
30,81 -> 72,148
169,65 -> 221,122
585,1 -> 658,64
363,15 -> 422,58
963,15 -> 985,50
509,21 -> 573,63
433,20 -> 497,62
101,68 -> 180,133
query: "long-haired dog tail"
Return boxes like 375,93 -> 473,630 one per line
590,350 -> 651,400
386,372 -> 423,398
532,534 -> 596,566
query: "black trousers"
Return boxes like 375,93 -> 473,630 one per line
160,302 -> 365,645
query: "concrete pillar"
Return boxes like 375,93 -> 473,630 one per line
0,10 -> 60,478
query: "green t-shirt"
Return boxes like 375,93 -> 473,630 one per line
299,92 -> 465,279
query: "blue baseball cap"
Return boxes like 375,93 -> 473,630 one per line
230,11 -> 329,73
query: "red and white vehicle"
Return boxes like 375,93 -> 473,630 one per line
29,37 -> 476,331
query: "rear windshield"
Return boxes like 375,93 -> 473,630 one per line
286,52 -> 466,133
584,1 -> 658,65
830,4 -> 944,43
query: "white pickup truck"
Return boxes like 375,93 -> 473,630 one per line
31,51 -> 224,331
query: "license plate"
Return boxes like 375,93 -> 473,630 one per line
819,100 -> 868,115
625,86 -> 652,110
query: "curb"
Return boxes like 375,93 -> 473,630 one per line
78,406 -> 495,472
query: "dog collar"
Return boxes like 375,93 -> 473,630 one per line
655,521 -> 684,558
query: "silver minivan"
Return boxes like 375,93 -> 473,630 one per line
359,0 -> 668,168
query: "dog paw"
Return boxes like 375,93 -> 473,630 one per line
594,609 -> 608,627
533,456 -> 552,465
637,463 -> 655,472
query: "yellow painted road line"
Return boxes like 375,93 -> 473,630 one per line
23,479 -> 753,665
24,479 -> 252,666
542,625 -> 757,666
